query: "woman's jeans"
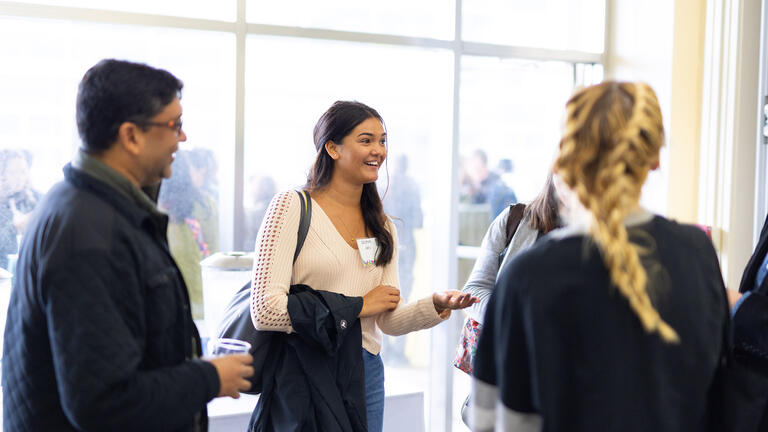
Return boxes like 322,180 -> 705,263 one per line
363,349 -> 385,432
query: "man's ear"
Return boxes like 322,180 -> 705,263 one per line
325,141 -> 339,160
116,122 -> 143,156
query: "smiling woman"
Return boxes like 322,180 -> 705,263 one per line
310,103 -> 393,258
248,100 -> 478,432
326,117 -> 387,190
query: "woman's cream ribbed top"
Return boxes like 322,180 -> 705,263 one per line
250,191 -> 448,355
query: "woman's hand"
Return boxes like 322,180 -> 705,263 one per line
432,291 -> 479,314
359,285 -> 401,317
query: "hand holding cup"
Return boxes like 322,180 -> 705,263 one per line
207,338 -> 254,399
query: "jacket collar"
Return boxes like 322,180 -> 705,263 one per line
739,213 -> 768,293
549,207 -> 655,240
72,149 -> 164,218
63,161 -> 168,233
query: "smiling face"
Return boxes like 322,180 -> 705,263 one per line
136,97 -> 186,186
326,116 -> 387,185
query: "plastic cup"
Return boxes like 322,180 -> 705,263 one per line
210,338 -> 252,356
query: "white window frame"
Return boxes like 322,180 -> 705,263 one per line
698,0 -> 762,290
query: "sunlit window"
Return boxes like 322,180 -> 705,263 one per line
16,0 -> 236,21
463,0 -> 606,53
246,0 -> 454,39
0,2 -> 607,430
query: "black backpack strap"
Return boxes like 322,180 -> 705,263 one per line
293,190 -> 312,264
504,203 -> 527,247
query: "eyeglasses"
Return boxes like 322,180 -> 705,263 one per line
136,118 -> 183,135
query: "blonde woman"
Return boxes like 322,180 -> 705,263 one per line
470,82 -> 729,431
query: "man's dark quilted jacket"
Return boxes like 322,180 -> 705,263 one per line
2,164 -> 220,431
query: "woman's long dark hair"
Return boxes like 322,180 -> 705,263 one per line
524,172 -> 560,234
306,101 -> 394,266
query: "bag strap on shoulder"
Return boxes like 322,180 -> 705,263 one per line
293,190 -> 312,263
504,203 -> 527,247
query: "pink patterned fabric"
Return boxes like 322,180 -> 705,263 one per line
185,217 -> 210,258
693,224 -> 713,239
453,316 -> 482,375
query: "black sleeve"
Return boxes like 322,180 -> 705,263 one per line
733,214 -> 768,363
732,294 -> 768,363
706,250 -> 768,431
286,284 -> 364,355
43,252 -> 219,432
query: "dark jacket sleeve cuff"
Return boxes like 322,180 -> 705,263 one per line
334,296 -> 363,333
733,292 -> 768,361
192,359 -> 221,401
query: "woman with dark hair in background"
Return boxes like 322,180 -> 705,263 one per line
250,100 -> 477,432
456,172 -> 560,423
186,147 -> 219,254
461,172 -> 560,320
470,82 -> 729,431
159,150 -> 211,319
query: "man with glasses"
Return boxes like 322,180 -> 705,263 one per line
2,59 -> 253,431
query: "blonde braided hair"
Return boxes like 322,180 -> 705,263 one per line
555,81 -> 679,343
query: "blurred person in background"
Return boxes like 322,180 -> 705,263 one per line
463,149 -> 517,220
462,172 -> 560,320
160,149 -> 211,320
187,147 -> 218,198
0,149 -> 42,270
456,172 -> 560,424
187,147 -> 219,254
381,153 -> 423,366
495,158 -> 518,204
244,174 -> 277,250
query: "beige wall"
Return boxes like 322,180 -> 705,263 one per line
697,0 -> 761,288
668,0 -> 707,224
609,0 -> 762,288
607,0 -> 676,216
607,0 -> 707,221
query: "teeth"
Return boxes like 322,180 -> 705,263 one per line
365,161 -> 378,166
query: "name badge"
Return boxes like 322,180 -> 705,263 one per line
356,238 -> 379,267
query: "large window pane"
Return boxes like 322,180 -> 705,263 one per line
0,16 -> 235,323
458,56 -> 574,244
453,57 -> 574,429
244,35 -> 453,424
246,0 -> 454,40
15,0 -> 236,21
463,0 -> 606,53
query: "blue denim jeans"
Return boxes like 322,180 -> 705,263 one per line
363,349 -> 385,432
